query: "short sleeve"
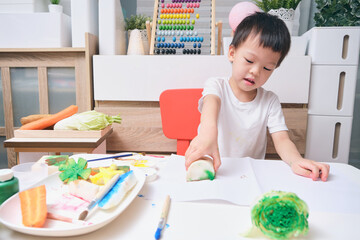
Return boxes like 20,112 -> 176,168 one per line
198,77 -> 223,113
267,94 -> 288,134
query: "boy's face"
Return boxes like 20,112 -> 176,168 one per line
228,34 -> 281,100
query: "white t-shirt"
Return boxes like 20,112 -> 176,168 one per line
199,77 -> 288,159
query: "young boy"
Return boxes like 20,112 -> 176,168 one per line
185,12 -> 330,181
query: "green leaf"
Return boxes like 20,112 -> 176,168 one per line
255,0 -> 302,11
58,158 -> 91,183
314,0 -> 360,26
77,158 -> 88,169
125,14 -> 152,31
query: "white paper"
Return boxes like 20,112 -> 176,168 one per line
252,160 -> 360,214
143,155 -> 262,205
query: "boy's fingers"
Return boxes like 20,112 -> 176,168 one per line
308,164 -> 320,181
212,151 -> 221,172
315,163 -> 330,181
184,146 -> 193,161
294,167 -> 312,179
185,151 -> 203,170
297,161 -> 319,181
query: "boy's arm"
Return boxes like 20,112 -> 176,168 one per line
185,94 -> 221,171
271,131 -> 330,181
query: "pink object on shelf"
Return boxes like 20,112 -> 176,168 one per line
228,2 -> 261,32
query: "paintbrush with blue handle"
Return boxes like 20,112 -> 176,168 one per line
78,173 -> 121,220
155,195 -> 171,240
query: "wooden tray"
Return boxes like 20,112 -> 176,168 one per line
14,125 -> 112,138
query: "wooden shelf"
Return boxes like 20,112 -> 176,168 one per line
0,48 -> 87,53
4,127 -> 113,150
0,33 -> 98,167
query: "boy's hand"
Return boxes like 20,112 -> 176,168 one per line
185,134 -> 221,172
186,94 -> 221,171
290,158 -> 330,181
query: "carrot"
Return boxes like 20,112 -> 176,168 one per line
19,105 -> 78,130
19,185 -> 47,228
20,114 -> 52,125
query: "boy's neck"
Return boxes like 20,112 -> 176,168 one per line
229,77 -> 257,102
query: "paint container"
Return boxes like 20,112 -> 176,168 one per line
144,168 -> 157,182
0,169 -> 19,205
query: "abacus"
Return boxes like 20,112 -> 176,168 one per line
149,0 -> 218,55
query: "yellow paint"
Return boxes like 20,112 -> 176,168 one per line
132,160 -> 149,168
90,164 -> 125,185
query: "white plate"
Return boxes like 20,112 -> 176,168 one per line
0,168 -> 145,237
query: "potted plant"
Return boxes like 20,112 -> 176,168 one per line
314,0 -> 360,27
125,14 -> 152,54
254,0 -> 302,34
48,0 -> 63,13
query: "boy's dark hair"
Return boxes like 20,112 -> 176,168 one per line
231,12 -> 291,67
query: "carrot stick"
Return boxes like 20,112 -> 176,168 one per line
20,114 -> 52,125
19,185 -> 47,228
19,105 -> 78,130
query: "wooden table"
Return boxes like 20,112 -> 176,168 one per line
1,155 -> 359,239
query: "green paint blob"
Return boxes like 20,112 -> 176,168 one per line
251,191 -> 309,239
204,170 -> 215,180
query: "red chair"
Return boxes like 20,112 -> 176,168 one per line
159,89 -> 203,155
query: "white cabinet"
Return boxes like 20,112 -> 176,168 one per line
308,65 -> 357,116
305,27 -> 360,163
306,115 -> 353,164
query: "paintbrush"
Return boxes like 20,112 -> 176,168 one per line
87,153 -> 135,162
78,173 -> 121,220
47,213 -> 91,226
154,195 -> 171,240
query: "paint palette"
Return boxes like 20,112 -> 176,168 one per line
0,168 -> 145,237
150,0 -> 216,55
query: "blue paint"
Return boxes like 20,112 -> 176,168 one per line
98,170 -> 133,207
138,194 -> 144,198
154,227 -> 162,240
152,203 -> 156,207
166,223 -> 170,229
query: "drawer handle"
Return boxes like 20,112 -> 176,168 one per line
337,72 -> 345,110
342,35 -> 349,59
332,122 -> 341,159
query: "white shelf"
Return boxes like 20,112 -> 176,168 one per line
93,55 -> 311,104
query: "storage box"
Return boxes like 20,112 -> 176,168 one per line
0,13 -> 71,48
71,0 -> 98,47
98,0 -> 126,55
308,65 -> 358,116
305,115 -> 352,164
0,0 -> 48,13
305,27 -> 360,65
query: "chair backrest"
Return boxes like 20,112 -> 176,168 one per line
159,89 -> 203,155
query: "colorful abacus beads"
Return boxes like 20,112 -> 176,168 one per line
155,0 -> 205,55
182,49 -> 201,54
